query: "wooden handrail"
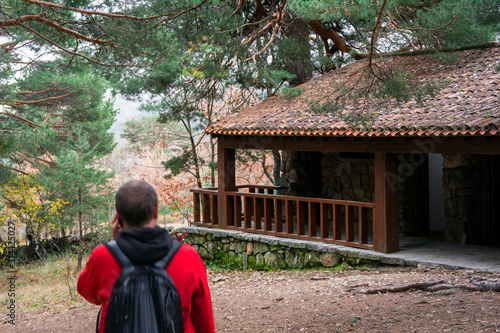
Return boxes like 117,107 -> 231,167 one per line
226,191 -> 376,208
191,185 -> 284,193
236,184 -> 284,190
190,188 -> 218,194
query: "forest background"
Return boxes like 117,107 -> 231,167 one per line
0,0 -> 499,269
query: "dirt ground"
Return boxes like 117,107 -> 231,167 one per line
3,266 -> 499,332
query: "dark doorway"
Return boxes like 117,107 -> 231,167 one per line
484,155 -> 500,246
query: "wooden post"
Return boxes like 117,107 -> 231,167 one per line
309,202 -> 318,237
275,199 -> 283,233
264,198 -> 273,231
217,137 -> 236,228
193,193 -> 200,223
359,207 -> 368,245
333,204 -> 341,240
234,196 -> 241,228
320,203 -> 329,239
346,206 -> 354,242
374,152 -> 399,253
210,194 -> 218,226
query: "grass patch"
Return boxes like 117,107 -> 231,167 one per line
0,253 -> 88,311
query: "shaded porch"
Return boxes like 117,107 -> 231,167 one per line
191,132 -> 500,254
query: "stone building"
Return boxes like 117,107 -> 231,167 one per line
193,46 -> 500,253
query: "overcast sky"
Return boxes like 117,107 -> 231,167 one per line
108,95 -> 151,143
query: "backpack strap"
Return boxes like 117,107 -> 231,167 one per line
95,307 -> 102,333
154,240 -> 182,270
105,240 -> 133,269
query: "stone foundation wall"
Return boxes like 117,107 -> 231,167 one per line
442,154 -> 483,244
169,227 -> 376,270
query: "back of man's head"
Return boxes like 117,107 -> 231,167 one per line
115,180 -> 158,227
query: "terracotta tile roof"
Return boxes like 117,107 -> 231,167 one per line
208,47 -> 500,137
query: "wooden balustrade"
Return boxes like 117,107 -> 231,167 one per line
192,188 -> 218,226
191,186 -> 375,250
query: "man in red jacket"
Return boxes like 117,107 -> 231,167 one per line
77,180 -> 215,333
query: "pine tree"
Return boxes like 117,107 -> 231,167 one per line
42,127 -> 114,270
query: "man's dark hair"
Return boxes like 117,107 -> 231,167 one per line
115,180 -> 158,227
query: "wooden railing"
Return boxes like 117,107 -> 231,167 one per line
192,187 -> 219,226
191,186 -> 375,250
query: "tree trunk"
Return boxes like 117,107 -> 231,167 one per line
286,19 -> 314,86
77,188 -> 83,271
187,120 -> 202,188
272,150 -> 282,188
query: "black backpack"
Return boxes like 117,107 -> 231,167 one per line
96,239 -> 184,333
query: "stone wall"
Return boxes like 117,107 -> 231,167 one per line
281,151 -> 322,197
442,154 -> 483,244
169,227 -> 378,270
320,153 -> 426,236
281,151 -> 492,242
321,153 -> 374,202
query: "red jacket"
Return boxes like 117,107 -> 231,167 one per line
77,241 -> 215,333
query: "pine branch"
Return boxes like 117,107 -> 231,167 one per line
1,14 -> 112,45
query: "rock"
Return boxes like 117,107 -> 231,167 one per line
285,250 -> 295,268
264,252 -> 278,269
320,253 -> 341,267
443,154 -> 468,169
205,242 -> 215,256
293,252 -> 305,269
198,246 -> 210,259
239,253 -> 248,270
310,276 -> 330,280
247,255 -> 256,268
192,235 -> 206,245
304,252 -> 320,267
232,241 -> 242,253
246,242 -> 253,255
256,254 -> 265,268
276,253 -> 286,269
256,243 -> 270,254
212,276 -> 228,283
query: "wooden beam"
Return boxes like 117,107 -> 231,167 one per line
374,152 -> 400,253
216,135 -> 500,155
217,137 -> 236,228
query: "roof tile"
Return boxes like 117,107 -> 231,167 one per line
208,47 -> 500,138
